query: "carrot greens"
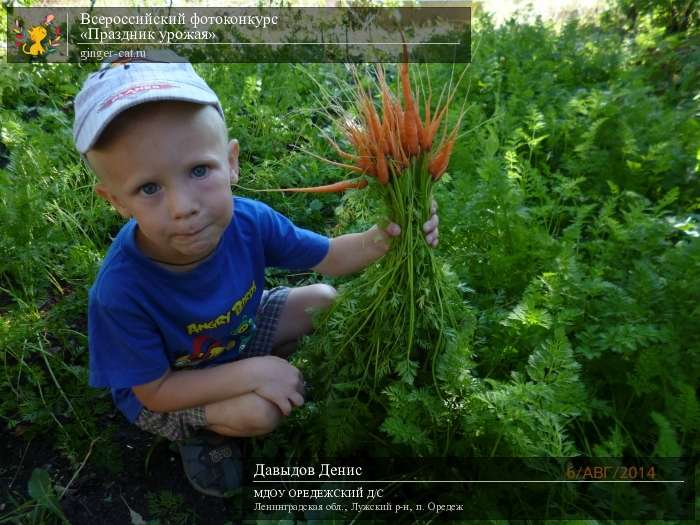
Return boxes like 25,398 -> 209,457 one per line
290,57 -> 473,455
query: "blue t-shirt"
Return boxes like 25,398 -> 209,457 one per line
88,197 -> 330,422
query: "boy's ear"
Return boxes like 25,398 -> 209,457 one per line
94,183 -> 131,219
228,138 -> 240,186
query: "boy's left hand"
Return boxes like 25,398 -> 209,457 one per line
316,200 -> 439,277
383,199 -> 439,248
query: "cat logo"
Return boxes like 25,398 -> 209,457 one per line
13,14 -> 62,58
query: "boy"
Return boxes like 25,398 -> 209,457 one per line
73,56 -> 439,497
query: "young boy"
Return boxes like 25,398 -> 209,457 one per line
73,56 -> 439,497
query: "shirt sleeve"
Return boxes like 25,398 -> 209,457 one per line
88,292 -> 170,389
258,202 -> 331,270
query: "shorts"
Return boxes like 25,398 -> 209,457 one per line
133,286 -> 290,442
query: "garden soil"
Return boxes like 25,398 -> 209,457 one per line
1,418 -> 237,523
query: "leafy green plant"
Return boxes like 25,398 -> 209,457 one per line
0,469 -> 69,525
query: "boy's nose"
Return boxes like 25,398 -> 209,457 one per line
168,189 -> 198,220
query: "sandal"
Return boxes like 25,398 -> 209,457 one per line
177,433 -> 243,497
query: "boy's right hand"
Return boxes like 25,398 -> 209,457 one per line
252,356 -> 305,416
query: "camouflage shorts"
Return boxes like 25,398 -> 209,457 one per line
133,286 -> 290,442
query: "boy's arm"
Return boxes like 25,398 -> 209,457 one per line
132,355 -> 305,415
312,201 -> 439,277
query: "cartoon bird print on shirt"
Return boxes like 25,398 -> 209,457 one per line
233,316 -> 255,354
174,315 -> 256,368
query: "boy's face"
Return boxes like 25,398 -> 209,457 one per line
87,102 -> 239,266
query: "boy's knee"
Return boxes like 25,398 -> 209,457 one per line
247,395 -> 283,435
309,283 -> 337,309
272,283 -> 337,350
205,393 -> 283,436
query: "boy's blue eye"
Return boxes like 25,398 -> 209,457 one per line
192,165 -> 208,178
140,183 -> 159,195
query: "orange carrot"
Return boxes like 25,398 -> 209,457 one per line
392,109 -> 408,168
381,98 -> 397,156
402,109 -> 419,156
387,117 -> 400,163
326,135 -> 360,162
419,94 -> 432,151
400,62 -> 420,156
400,62 -> 414,114
428,153 -> 449,181
346,125 -> 373,168
412,79 -> 427,153
382,110 -> 394,156
302,148 -> 369,176
415,107 -> 426,153
386,101 -> 400,158
426,105 -> 447,150
278,178 -> 368,193
377,66 -> 401,158
363,98 -> 386,157
357,155 -> 377,177
376,151 -> 389,184
428,132 -> 456,180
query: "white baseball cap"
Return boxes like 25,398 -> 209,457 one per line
73,50 -> 224,154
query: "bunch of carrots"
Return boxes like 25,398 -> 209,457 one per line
292,54 -> 468,454
284,50 -> 464,193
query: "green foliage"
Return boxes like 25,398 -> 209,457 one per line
0,468 -> 68,525
26,469 -> 68,524
611,0 -> 700,34
269,4 -> 700,468
146,490 -> 194,525
0,64 -> 115,299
